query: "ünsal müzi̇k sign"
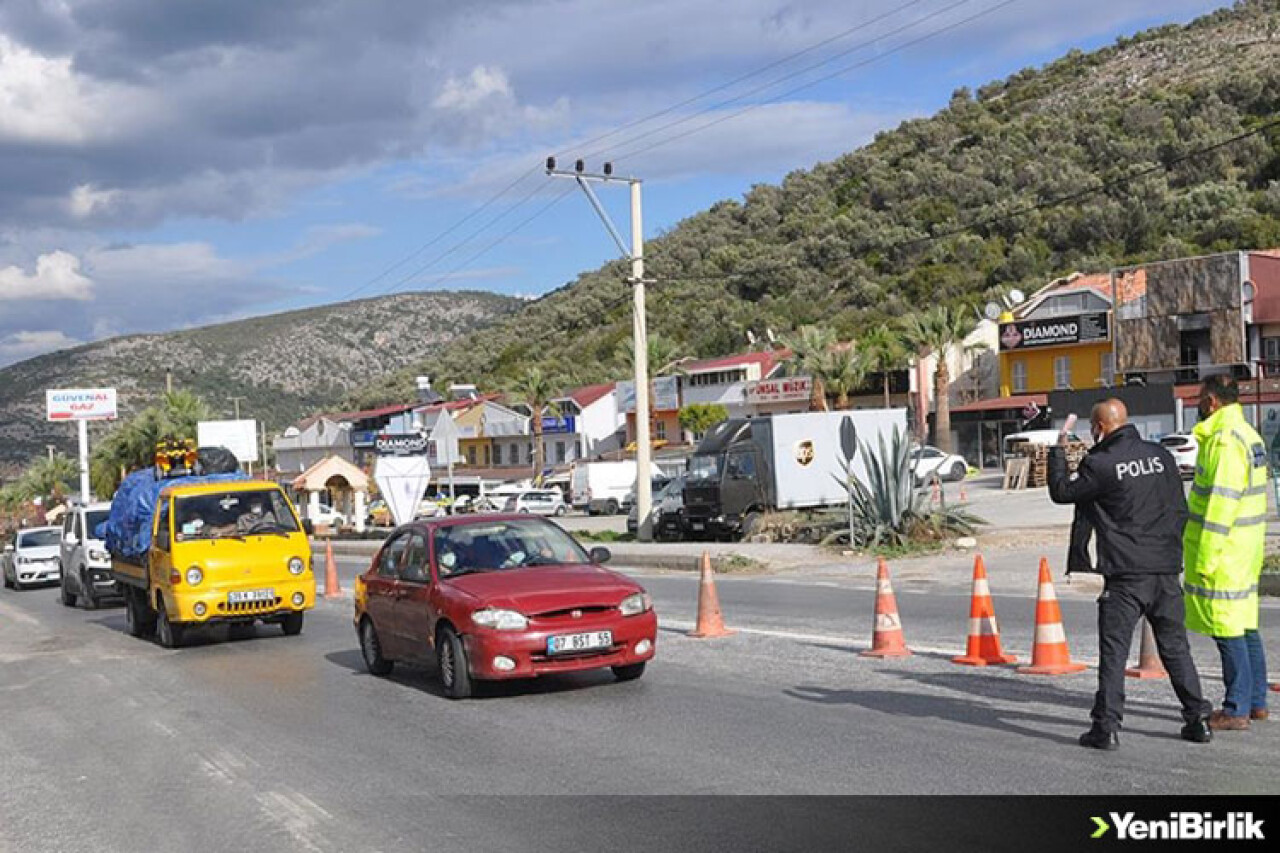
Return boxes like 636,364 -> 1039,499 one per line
45,388 -> 118,421
999,312 -> 1109,351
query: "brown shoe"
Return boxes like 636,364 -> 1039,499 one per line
1250,708 -> 1269,722
1209,710 -> 1251,731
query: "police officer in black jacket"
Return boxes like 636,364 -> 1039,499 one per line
1047,398 -> 1212,750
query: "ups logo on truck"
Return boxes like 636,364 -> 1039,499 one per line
794,440 -> 816,467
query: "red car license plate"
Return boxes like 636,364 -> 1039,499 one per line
547,631 -> 613,654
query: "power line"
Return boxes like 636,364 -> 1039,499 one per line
561,0 -> 928,158
342,1 -> 937,301
390,185 -> 577,295
374,178 -> 555,297
332,165 -> 541,304
588,0 -> 974,162
608,0 -> 1017,165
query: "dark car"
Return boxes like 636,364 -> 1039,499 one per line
353,514 -> 657,698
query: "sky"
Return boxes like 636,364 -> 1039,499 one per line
0,0 -> 1233,367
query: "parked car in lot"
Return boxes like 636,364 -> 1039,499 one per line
501,489 -> 568,516
366,499 -> 392,527
59,500 -> 117,609
310,503 -> 346,529
415,498 -> 448,519
628,474 -> 686,539
910,446 -> 968,485
3,526 -> 64,590
1159,433 -> 1199,478
353,515 -> 657,698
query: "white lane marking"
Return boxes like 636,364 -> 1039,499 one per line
151,720 -> 178,738
257,790 -> 332,853
659,618 -> 1229,678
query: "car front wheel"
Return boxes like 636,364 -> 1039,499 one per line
60,576 -> 77,607
437,626 -> 473,699
281,612 -> 304,636
155,599 -> 185,649
360,618 -> 393,676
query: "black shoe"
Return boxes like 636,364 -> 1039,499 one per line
1079,727 -> 1119,750
1181,717 -> 1213,744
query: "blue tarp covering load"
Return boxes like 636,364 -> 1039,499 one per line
99,467 -> 247,561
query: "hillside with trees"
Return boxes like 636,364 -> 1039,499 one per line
350,0 -> 1280,406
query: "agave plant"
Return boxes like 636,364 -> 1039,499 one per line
834,426 -> 982,549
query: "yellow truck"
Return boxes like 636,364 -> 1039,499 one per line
112,480 -> 315,647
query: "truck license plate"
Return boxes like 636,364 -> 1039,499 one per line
228,588 -> 274,604
547,631 -> 612,655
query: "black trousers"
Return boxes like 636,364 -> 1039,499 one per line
1093,573 -> 1211,731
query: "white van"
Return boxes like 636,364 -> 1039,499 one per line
58,500 -> 115,608
570,460 -> 663,515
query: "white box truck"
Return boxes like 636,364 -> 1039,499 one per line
570,460 -> 663,515
682,409 -> 908,539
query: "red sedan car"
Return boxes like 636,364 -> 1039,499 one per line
353,514 -> 657,698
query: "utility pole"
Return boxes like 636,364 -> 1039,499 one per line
46,444 -> 55,462
546,157 -> 653,540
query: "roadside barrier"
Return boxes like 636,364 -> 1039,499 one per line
1017,557 -> 1087,676
1124,619 -> 1167,679
860,557 -> 911,658
953,554 -> 1018,666
690,551 -> 735,638
323,538 -> 342,599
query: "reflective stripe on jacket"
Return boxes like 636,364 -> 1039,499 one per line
1183,404 -> 1266,637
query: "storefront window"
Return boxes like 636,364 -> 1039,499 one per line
1012,361 -> 1027,393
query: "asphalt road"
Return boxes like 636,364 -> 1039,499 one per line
1,565 -> 1277,853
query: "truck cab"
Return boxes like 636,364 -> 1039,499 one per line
115,481 -> 315,647
682,420 -> 772,539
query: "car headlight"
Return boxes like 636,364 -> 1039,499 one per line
471,608 -> 529,630
185,566 -> 203,586
288,556 -> 306,575
89,548 -> 110,562
619,592 -> 652,617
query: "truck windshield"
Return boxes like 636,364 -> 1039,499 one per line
688,455 -> 720,483
175,490 -> 299,541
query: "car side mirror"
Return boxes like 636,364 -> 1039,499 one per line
302,519 -> 315,536
589,546 -> 611,564
2,543 -> 13,553
64,533 -> 78,544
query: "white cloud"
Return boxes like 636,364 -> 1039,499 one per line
68,184 -> 122,218
0,250 -> 93,300
0,330 -> 81,359
433,66 -> 514,111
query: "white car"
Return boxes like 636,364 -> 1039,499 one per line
59,501 -> 117,608
415,498 -> 448,519
1159,433 -> 1198,479
3,526 -> 64,590
310,503 -> 347,528
910,446 -> 969,484
500,489 -> 568,517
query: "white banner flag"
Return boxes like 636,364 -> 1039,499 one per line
375,455 -> 431,528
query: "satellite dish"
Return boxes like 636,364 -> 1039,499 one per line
1009,289 -> 1026,305
983,302 -> 1001,321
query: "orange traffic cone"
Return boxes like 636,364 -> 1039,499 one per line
690,552 -> 734,638
931,477 -> 941,505
1017,557 -> 1087,676
1125,619 -> 1168,679
958,482 -> 968,502
953,554 -> 1018,666
860,557 -> 911,658
323,538 -> 342,599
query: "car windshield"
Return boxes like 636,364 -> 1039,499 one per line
687,455 -> 720,482
18,529 -> 60,548
174,489 -> 299,541
433,519 -> 590,576
86,510 -> 109,535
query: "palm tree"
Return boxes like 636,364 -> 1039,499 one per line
857,324 -> 910,408
813,345 -> 867,410
785,325 -> 836,412
17,454 -> 78,504
508,367 -> 559,485
90,390 -> 213,495
903,305 -> 985,454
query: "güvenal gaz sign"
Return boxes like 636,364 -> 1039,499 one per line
999,312 -> 1110,351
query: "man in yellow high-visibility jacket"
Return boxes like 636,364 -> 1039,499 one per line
1185,375 -> 1270,731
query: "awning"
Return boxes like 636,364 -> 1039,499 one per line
951,394 -> 1047,414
